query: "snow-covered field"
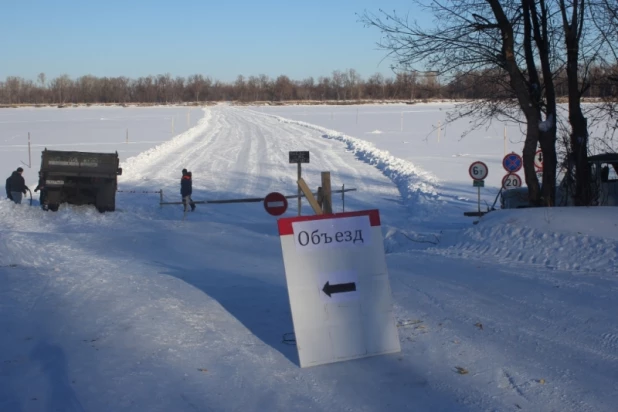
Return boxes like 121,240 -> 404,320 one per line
0,105 -> 203,190
1,104 -> 616,412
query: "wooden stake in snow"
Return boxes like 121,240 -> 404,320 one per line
321,171 -> 332,214
21,133 -> 32,168
297,178 -> 322,215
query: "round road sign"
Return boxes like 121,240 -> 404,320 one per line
502,173 -> 522,190
503,152 -> 523,173
534,149 -> 543,170
469,161 -> 489,181
264,192 -> 288,216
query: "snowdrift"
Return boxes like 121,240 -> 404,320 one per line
430,207 -> 618,274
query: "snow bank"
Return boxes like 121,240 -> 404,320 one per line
120,108 -> 211,182
430,207 -> 618,273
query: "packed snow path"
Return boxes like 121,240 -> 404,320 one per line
0,106 -> 616,412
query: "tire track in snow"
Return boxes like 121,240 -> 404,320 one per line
243,108 -> 447,221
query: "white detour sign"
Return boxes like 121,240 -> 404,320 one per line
277,209 -> 401,368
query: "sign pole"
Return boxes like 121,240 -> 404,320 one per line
297,161 -> 301,216
289,151 -> 310,216
478,186 -> 481,214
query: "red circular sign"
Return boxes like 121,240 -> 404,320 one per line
534,149 -> 543,171
469,161 -> 489,181
502,152 -> 523,173
502,173 -> 522,190
264,192 -> 288,216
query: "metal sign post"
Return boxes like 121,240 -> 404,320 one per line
469,161 -> 489,216
473,179 -> 485,213
289,151 -> 310,216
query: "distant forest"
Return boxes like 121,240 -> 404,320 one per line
1,67 -> 616,105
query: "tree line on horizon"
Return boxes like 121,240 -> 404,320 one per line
0,66 -> 616,105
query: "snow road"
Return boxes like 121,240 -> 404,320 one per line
1,105 -> 617,412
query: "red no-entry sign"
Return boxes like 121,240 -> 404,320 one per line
264,192 -> 288,216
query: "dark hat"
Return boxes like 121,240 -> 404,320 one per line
16,167 -> 23,172
182,168 -> 188,175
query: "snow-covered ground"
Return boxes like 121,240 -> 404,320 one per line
0,104 -> 616,412
0,105 -> 203,190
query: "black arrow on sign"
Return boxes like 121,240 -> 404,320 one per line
322,281 -> 356,297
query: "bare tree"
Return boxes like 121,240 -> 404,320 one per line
361,0 -> 558,204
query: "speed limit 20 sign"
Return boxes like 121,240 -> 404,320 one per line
502,173 -> 522,190
469,161 -> 489,181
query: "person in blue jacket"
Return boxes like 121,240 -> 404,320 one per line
180,168 -> 196,212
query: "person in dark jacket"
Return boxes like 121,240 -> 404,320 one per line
34,171 -> 47,210
180,168 -> 196,212
5,175 -> 12,201
7,167 -> 29,204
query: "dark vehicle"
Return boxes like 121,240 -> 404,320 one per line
500,152 -> 618,208
39,149 -> 122,212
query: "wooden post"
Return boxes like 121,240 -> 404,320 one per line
342,184 -> 345,212
160,189 -> 163,208
317,187 -> 324,208
126,128 -> 129,144
297,178 -> 322,215
321,171 -> 332,214
297,162 -> 302,216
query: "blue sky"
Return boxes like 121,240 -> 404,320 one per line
1,0 -> 426,82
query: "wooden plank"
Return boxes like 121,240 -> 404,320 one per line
297,178 -> 323,215
317,186 -> 323,208
321,171 -> 332,214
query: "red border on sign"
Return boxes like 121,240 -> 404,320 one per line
469,161 -> 488,181
502,153 -> 523,173
264,192 -> 288,216
534,149 -> 543,170
501,173 -> 522,189
277,209 -> 381,236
